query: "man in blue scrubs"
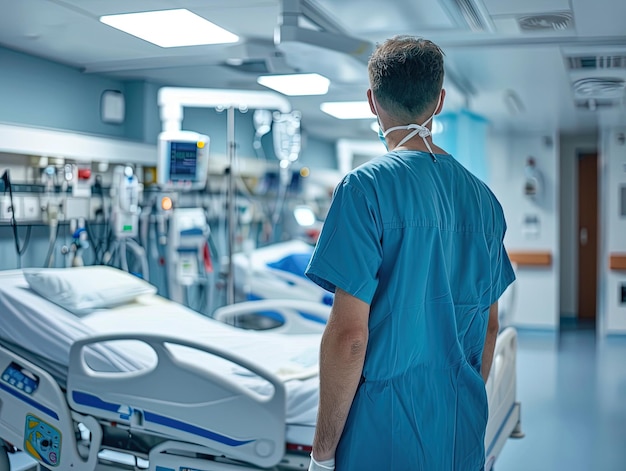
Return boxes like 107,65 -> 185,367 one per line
305,36 -> 515,471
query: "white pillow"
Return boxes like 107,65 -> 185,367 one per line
23,266 -> 157,314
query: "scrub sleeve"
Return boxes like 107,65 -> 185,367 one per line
305,177 -> 381,305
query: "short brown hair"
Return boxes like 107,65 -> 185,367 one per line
368,36 -> 445,123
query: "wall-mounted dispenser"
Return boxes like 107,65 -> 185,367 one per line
524,157 -> 542,199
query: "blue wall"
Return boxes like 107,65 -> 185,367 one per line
123,80 -> 162,143
0,47 -> 134,138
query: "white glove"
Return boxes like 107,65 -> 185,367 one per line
308,453 -> 335,471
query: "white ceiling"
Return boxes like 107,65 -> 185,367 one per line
1,0 -> 625,142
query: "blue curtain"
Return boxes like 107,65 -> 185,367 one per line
435,109 -> 489,183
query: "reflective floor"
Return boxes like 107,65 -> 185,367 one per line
496,324 -> 626,471
8,324 -> 626,471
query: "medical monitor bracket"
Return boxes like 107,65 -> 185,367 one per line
158,131 -> 210,191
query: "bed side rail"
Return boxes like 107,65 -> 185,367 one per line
213,299 -> 330,334
67,333 -> 287,469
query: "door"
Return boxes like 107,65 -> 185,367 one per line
577,153 -> 598,322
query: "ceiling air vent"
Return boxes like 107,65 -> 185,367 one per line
573,77 -> 625,96
572,77 -> 626,99
518,12 -> 573,31
567,55 -> 626,70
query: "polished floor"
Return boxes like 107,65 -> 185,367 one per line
496,324 -> 626,471
8,324 -> 626,471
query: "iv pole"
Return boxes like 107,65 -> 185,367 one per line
226,106 -> 236,305
158,87 -> 291,305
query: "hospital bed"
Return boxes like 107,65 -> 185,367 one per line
0,268 -> 323,471
0,267 -> 521,471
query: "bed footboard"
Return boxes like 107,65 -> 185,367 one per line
67,333 -> 287,469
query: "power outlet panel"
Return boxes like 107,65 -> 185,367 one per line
0,195 -> 12,221
21,196 -> 41,221
0,195 -> 22,220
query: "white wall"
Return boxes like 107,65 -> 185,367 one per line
487,132 -> 560,329
559,133 -> 598,318
600,127 -> 626,334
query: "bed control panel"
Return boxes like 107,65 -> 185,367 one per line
24,414 -> 62,467
1,362 -> 39,394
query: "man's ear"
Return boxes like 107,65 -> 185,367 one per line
435,89 -> 446,115
367,89 -> 377,115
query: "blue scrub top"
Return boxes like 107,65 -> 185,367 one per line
306,150 -> 515,471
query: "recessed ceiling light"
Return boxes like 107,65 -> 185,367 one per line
320,101 -> 373,119
100,9 -> 239,48
257,73 -> 330,96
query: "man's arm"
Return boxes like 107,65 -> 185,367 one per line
481,301 -> 500,383
311,288 -> 369,462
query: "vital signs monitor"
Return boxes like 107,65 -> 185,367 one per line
158,131 -> 210,190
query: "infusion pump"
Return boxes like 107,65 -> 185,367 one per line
158,130 -> 210,190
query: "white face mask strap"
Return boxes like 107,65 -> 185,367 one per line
383,124 -> 412,137
395,126 -> 421,148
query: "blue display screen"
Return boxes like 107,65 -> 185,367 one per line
169,141 -> 197,179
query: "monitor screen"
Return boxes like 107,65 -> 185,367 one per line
169,141 -> 198,179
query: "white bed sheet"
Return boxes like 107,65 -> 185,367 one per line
0,271 -> 320,433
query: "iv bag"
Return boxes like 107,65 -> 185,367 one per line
273,111 -> 302,162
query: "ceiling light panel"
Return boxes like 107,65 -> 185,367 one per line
320,101 -> 373,119
257,73 -> 330,96
100,9 -> 239,48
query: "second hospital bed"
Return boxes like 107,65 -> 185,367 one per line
0,267 -> 521,471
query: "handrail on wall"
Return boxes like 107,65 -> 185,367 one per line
609,253 -> 626,271
507,251 -> 552,267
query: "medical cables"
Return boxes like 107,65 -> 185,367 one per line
1,170 -> 32,268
